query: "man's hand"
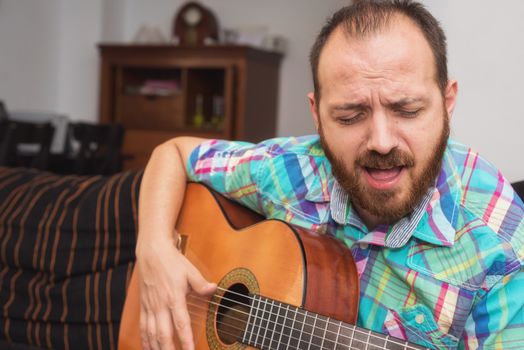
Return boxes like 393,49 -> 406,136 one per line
137,236 -> 216,350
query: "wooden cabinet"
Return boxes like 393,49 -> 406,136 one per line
98,44 -> 282,169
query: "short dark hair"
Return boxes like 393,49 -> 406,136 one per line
310,0 -> 448,102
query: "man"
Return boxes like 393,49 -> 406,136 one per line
136,1 -> 524,349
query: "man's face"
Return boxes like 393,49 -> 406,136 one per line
308,17 -> 457,226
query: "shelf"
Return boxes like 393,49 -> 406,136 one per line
116,93 -> 184,130
98,44 -> 283,169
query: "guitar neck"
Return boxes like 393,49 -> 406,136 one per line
240,294 -> 427,350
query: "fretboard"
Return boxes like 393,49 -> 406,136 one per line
241,294 -> 427,350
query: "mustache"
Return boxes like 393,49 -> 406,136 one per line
356,149 -> 415,169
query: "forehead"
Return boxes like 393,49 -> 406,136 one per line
317,16 -> 438,98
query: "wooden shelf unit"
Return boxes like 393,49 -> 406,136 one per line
98,44 -> 283,169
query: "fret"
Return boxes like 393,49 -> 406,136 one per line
284,305 -> 299,350
260,298 -> 273,350
241,294 -> 427,350
367,331 -> 386,350
241,295 -> 425,350
246,295 -> 256,346
260,296 -> 271,349
384,335 -> 409,350
251,295 -> 264,348
274,303 -> 289,350
311,314 -> 329,350
306,313 -> 319,350
318,316 -> 330,350
350,326 -> 370,349
242,296 -> 428,350
291,308 -> 306,350
302,311 -> 323,350
270,300 -> 282,349
299,310 -> 312,350
242,294 -> 257,345
264,300 -> 279,350
332,320 -> 344,350
338,323 -> 355,350
365,329 -> 371,350
323,318 -> 342,350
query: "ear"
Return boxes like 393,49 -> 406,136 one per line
444,79 -> 458,119
308,92 -> 320,131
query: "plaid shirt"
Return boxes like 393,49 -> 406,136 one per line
187,135 -> 524,349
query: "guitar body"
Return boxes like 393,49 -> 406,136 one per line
118,183 -> 359,350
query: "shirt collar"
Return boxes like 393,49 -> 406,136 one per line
329,180 -> 368,231
328,140 -> 462,248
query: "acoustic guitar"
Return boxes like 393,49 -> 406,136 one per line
119,183 -> 427,350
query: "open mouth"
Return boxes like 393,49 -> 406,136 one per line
364,166 -> 404,189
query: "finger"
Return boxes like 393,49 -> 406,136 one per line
156,310 -> 176,350
140,302 -> 152,350
147,311 -> 161,350
171,296 -> 195,350
186,264 -> 216,296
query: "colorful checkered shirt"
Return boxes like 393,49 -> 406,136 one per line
187,135 -> 524,349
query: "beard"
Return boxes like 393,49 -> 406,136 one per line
320,114 -> 450,225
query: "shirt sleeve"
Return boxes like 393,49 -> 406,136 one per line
186,138 -> 267,214
460,266 -> 524,349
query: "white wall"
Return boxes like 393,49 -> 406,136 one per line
56,0 -> 103,121
0,1 -> 523,180
0,0 -> 102,121
424,0 -> 524,182
0,0 -> 61,111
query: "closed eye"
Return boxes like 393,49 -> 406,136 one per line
337,113 -> 365,125
396,108 -> 422,118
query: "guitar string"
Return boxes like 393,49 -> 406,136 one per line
186,310 -> 392,350
187,298 -> 425,350
184,294 -> 423,350
188,292 -> 422,350
218,282 -> 464,327
186,301 -> 397,350
189,287 -> 424,350
186,306 -> 408,350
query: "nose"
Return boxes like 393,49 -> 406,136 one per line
366,111 -> 399,154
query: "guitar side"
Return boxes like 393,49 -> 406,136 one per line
118,183 -> 359,350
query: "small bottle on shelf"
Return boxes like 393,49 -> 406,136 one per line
193,94 -> 204,128
211,95 -> 224,130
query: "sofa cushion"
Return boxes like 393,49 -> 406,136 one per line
0,166 -> 142,349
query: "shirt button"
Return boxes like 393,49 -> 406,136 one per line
359,243 -> 369,250
415,314 -> 425,324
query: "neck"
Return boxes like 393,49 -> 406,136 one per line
353,205 -> 392,231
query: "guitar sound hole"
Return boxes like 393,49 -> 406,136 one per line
216,283 -> 250,345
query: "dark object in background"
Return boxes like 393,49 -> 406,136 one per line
512,180 -> 524,202
0,100 -> 8,123
0,101 -> 9,142
67,122 -> 125,175
0,120 -> 55,170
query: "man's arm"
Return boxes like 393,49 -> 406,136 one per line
136,136 -> 216,350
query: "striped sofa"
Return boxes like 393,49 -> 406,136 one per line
0,166 -> 142,350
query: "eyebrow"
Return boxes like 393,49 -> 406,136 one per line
387,97 -> 428,109
329,97 -> 429,112
331,103 -> 369,111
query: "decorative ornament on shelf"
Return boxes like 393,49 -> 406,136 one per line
173,2 -> 219,46
133,24 -> 167,44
